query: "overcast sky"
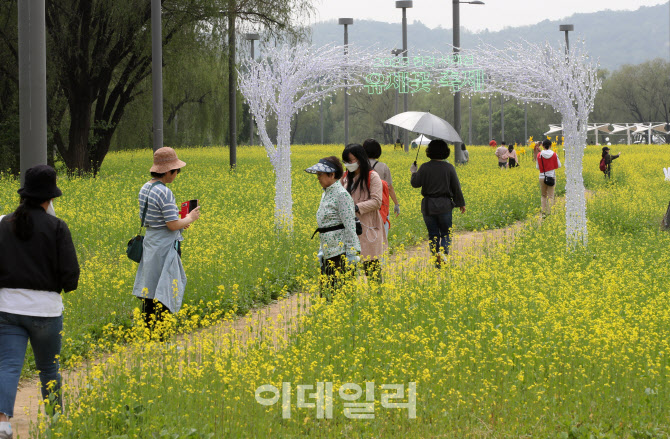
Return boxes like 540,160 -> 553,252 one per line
315,0 -> 668,32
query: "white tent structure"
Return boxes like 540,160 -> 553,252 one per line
544,124 -> 563,136
611,124 -> 637,145
547,122 -> 669,144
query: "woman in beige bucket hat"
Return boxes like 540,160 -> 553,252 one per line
132,147 -> 200,336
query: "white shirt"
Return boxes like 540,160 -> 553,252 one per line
0,208 -> 65,317
0,288 -> 64,317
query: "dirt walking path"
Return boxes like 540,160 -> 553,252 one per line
10,213 -> 542,438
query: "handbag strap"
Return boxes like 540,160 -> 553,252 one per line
140,181 -> 163,230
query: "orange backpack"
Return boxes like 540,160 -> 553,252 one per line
344,169 -> 391,228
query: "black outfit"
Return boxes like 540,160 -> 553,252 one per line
410,160 -> 466,268
603,153 -> 620,178
410,160 -> 466,215
0,206 -> 79,293
320,255 -> 353,301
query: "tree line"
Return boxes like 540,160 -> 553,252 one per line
0,0 -> 667,176
0,0 -> 313,175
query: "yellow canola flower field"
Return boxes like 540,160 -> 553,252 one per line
1,144 -> 542,364
19,144 -> 670,437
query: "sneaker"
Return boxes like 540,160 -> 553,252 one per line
0,426 -> 12,439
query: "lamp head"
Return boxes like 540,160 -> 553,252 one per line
338,18 -> 354,25
396,1 -> 413,8
559,24 -> 574,32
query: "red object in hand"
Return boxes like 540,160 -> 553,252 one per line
180,200 -> 198,219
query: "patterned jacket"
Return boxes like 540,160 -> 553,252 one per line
316,181 -> 361,259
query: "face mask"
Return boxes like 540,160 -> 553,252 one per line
344,162 -> 359,172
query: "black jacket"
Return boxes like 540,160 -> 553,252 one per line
410,160 -> 466,215
0,205 -> 80,293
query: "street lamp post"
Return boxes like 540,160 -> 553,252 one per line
396,1 -> 412,152
151,0 -> 163,153
453,0 -> 484,164
245,33 -> 260,146
468,95 -> 472,145
488,96 -> 492,142
524,102 -> 527,145
559,24 -> 574,54
18,0 -> 47,183
500,95 -> 505,143
339,18 -> 353,146
391,48 -> 403,143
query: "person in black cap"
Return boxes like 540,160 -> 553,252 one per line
305,156 -> 360,300
600,146 -> 621,179
0,165 -> 80,437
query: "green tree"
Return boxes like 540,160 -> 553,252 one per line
0,0 -> 314,176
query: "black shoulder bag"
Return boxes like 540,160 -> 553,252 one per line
126,181 -> 162,263
541,155 -> 556,187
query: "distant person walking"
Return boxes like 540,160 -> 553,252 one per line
489,138 -> 497,148
536,139 -> 562,217
410,140 -> 466,268
532,141 -> 542,163
363,138 -> 400,236
495,141 -> 509,168
507,144 -> 519,168
461,145 -> 470,163
600,146 -> 621,179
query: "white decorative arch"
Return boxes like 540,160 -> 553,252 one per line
238,44 -> 377,230
454,40 -> 601,248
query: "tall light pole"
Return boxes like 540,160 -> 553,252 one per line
18,0 -> 47,183
524,102 -> 528,145
488,96 -> 492,142
396,1 -> 412,152
391,48 -> 403,142
453,0 -> 484,163
339,18 -> 353,146
559,24 -> 574,54
245,33 -> 260,146
500,95 -> 505,143
151,0 -> 163,152
468,95 -> 473,145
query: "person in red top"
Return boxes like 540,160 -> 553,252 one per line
536,139 -> 561,217
489,138 -> 497,148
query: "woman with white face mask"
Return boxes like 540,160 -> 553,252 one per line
341,144 -> 387,283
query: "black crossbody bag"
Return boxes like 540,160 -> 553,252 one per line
126,181 -> 162,262
540,156 -> 556,187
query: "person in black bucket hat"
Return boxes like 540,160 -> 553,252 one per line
0,164 -> 79,438
16,164 -> 63,200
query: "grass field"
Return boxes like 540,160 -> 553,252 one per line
1,144 -> 549,367
3,144 -> 670,437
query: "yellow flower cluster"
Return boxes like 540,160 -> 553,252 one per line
22,144 -> 670,437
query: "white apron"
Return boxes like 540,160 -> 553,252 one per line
132,227 -> 186,313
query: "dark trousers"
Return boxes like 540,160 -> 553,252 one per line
422,210 -> 453,267
362,259 -> 382,283
140,298 -> 171,331
320,254 -> 353,300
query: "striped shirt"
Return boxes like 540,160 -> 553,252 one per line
138,181 -> 179,228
